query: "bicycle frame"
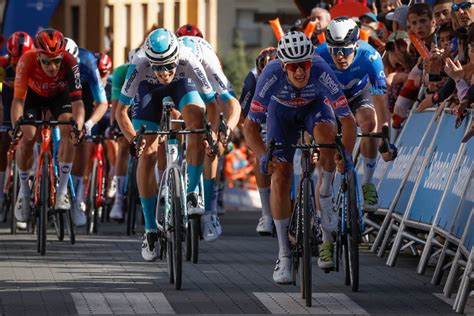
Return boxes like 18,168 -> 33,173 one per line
33,127 -> 55,208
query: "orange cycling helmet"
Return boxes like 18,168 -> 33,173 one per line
175,24 -> 203,38
7,32 -> 35,62
35,28 -> 65,56
256,47 -> 277,74
95,52 -> 112,77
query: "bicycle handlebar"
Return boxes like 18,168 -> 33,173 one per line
12,117 -> 81,144
357,125 -> 390,153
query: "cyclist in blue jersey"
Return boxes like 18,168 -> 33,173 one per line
241,47 -> 277,236
316,17 -> 397,209
245,31 -> 357,284
64,38 -> 109,227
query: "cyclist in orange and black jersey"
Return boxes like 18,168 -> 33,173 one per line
11,28 -> 85,224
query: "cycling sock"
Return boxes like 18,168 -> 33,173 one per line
361,155 -> 377,185
204,178 -> 217,215
140,196 -> 158,231
57,162 -> 73,194
259,187 -> 271,218
71,176 -> 84,203
274,217 -> 291,258
322,229 -> 334,243
319,169 -> 334,197
18,167 -> 31,196
0,172 -> 5,199
187,164 -> 203,193
116,176 -> 126,198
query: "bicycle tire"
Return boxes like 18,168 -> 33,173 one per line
10,166 -> 19,234
87,160 -> 98,234
38,156 -> 49,256
66,207 -> 75,245
190,217 -> 199,264
169,168 -> 183,290
346,171 -> 359,292
185,221 -> 192,261
126,160 -> 138,236
53,210 -> 65,241
167,240 -> 174,284
302,177 -> 312,307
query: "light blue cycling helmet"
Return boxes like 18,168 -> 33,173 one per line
144,28 -> 179,64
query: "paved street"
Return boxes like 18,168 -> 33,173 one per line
0,210 -> 472,315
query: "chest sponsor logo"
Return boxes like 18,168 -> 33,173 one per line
276,97 -> 311,107
250,100 -> 266,113
318,72 -> 339,95
258,75 -> 278,98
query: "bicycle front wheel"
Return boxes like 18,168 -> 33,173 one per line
38,156 -> 49,256
302,177 -> 312,307
126,159 -> 138,235
169,168 -> 183,290
345,171 -> 359,292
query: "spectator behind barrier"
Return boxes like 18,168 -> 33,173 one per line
433,0 -> 452,27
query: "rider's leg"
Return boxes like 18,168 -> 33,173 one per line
16,125 -> 36,195
255,156 -> 272,234
56,113 -> 77,208
71,141 -> 93,204
110,136 -> 129,219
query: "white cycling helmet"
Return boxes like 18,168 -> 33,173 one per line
179,36 -> 203,63
277,31 -> 313,64
144,28 -> 179,64
64,37 -> 79,60
326,17 -> 360,47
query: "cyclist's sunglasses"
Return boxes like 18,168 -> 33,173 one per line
328,46 -> 355,56
151,61 -> 178,72
39,56 -> 63,66
285,60 -> 312,72
452,2 -> 472,11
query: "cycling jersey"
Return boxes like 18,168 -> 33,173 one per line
78,48 -> 107,104
179,36 -> 234,102
240,68 -> 258,118
0,55 -> 16,123
316,40 -> 387,101
14,50 -> 82,101
248,56 -> 351,162
112,64 -> 128,101
119,45 -> 215,107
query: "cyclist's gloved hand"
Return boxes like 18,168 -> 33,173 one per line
84,120 -> 94,137
379,143 -> 398,161
335,152 -> 353,174
259,155 -> 270,175
129,136 -> 144,158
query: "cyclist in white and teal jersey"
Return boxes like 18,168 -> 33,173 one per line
116,28 -> 217,262
178,34 -> 241,242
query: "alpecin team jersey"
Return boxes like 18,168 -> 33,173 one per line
78,48 -> 107,104
316,40 -> 387,101
179,36 -> 234,100
119,44 -> 216,107
240,67 -> 258,118
248,55 -> 352,124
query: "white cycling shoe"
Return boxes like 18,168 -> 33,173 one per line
273,257 -> 292,284
110,198 -> 124,220
72,200 -> 87,227
14,192 -> 30,222
256,216 -> 273,236
201,213 -> 222,242
141,232 -> 158,262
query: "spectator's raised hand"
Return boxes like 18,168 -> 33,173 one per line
444,58 -> 464,81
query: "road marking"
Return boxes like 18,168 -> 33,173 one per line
254,292 -> 368,315
71,292 -> 175,315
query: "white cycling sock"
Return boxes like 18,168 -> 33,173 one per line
274,217 -> 291,258
18,167 -> 31,196
361,155 -> 377,185
319,169 -> 334,197
116,176 -> 126,198
72,176 -> 84,203
57,162 -> 72,194
259,187 -> 271,218
322,229 -> 334,243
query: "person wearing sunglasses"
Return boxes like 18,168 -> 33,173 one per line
10,28 -> 85,223
316,17 -> 396,212
60,38 -> 109,227
452,0 -> 474,28
245,31 -> 356,283
116,28 -> 217,262
0,32 -> 35,223
241,47 -> 278,237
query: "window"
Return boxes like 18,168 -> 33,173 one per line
235,10 -> 260,47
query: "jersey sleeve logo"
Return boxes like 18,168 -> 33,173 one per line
318,72 -> 339,95
332,95 -> 348,109
258,75 -> 278,98
72,64 -> 82,90
250,100 -> 266,113
124,68 -> 138,93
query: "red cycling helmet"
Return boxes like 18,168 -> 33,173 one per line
95,52 -> 112,77
7,32 -> 35,62
175,24 -> 203,38
256,47 -> 277,74
35,28 -> 65,56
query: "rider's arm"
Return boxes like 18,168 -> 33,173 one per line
111,64 -> 128,125
72,99 -> 85,130
10,97 -> 24,127
243,118 -> 266,158
372,93 -> 391,132
86,53 -> 108,125
116,101 -> 135,142
222,97 -> 241,132
65,56 -> 85,130
12,54 -> 31,126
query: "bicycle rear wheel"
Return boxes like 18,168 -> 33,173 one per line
126,159 -> 138,235
52,209 -> 65,241
190,217 -> 200,264
87,160 -> 99,234
302,177 -> 312,307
